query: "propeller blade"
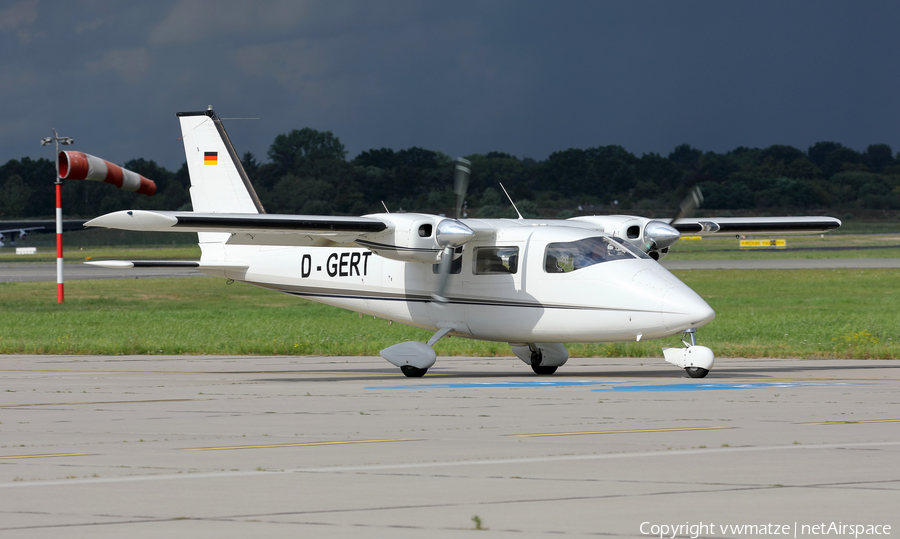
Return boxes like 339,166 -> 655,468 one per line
431,246 -> 455,304
669,186 -> 703,225
453,158 -> 471,219
431,220 -> 474,303
433,159 -> 472,303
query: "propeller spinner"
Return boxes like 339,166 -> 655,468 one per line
432,158 -> 474,303
642,186 -> 703,260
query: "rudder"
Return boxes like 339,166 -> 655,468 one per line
177,108 -> 264,215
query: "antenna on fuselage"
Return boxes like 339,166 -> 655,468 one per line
381,201 -> 390,213
499,182 -> 523,219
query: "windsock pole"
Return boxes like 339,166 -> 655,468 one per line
41,133 -> 157,304
55,178 -> 63,303
40,128 -> 73,304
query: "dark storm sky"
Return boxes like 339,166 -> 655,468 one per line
2,0 -> 899,171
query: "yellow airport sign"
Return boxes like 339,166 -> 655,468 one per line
740,239 -> 786,248
680,236 -> 702,241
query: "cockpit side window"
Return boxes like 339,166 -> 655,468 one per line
473,247 -> 519,275
544,237 -> 637,273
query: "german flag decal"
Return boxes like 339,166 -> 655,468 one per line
204,151 -> 218,165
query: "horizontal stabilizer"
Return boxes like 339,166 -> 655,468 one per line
85,260 -> 201,269
84,260 -> 249,277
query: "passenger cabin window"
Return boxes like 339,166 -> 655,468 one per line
473,247 -> 519,275
544,237 -> 641,273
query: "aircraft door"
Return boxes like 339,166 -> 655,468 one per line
463,238 -> 538,340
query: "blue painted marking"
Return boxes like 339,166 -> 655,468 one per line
366,380 -> 624,390
592,382 -> 865,392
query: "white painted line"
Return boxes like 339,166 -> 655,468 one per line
3,440 -> 900,489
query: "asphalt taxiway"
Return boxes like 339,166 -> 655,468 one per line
1,355 -> 898,537
0,263 -> 204,282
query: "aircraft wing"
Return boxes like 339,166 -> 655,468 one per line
673,216 -> 841,235
84,210 -> 388,246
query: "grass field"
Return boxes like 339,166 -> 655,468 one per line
1,269 -> 897,359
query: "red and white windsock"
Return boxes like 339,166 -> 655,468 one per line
58,151 -> 157,196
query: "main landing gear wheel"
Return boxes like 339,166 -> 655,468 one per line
529,348 -> 557,375
685,367 -> 709,378
401,365 -> 428,378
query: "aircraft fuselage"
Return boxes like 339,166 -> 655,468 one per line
207,223 -> 715,344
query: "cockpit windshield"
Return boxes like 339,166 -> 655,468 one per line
544,236 -> 647,273
612,236 -> 652,260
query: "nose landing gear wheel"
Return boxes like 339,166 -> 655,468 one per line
401,365 -> 428,377
531,365 -> 558,375
685,367 -> 709,378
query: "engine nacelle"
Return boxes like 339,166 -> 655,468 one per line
570,214 -> 646,240
569,215 -> 679,260
18,229 -> 27,240
358,213 -> 469,264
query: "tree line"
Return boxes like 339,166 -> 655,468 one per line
2,127 -> 899,220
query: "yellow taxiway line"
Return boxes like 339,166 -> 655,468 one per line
510,426 -> 734,438
0,398 -> 208,408
803,419 -> 900,425
183,438 -> 419,451
0,453 -> 91,460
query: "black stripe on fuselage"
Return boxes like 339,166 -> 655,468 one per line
248,282 -> 663,314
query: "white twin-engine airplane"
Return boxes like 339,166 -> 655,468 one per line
85,108 -> 841,378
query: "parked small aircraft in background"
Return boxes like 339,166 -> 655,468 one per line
85,108 -> 841,378
0,227 -> 43,248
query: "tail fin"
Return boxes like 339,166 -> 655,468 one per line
177,108 -> 265,215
